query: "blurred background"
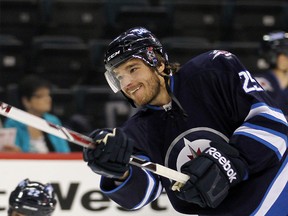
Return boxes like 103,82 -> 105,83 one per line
0,1 -> 288,214
1,0 -> 288,146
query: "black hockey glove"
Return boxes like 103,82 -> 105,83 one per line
83,128 -> 134,179
174,141 -> 247,208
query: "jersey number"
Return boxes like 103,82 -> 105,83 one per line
27,189 -> 40,197
238,71 -> 263,93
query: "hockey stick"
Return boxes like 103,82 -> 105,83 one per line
0,101 -> 190,184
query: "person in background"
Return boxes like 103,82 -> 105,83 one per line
83,27 -> 287,216
4,75 -> 70,153
254,31 -> 288,118
8,178 -> 57,216
0,116 -> 20,152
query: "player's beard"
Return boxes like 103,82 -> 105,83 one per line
131,72 -> 162,107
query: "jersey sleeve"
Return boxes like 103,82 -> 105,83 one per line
196,50 -> 288,175
100,155 -> 163,210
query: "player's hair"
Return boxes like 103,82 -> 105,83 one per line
154,53 -> 181,75
8,178 -> 57,216
260,31 -> 288,69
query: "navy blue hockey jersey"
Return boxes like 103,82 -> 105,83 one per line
100,50 -> 288,216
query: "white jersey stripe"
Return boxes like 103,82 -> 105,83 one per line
133,169 -> 158,210
234,126 -> 286,159
253,158 -> 288,216
245,103 -> 287,124
153,181 -> 163,201
243,122 -> 287,142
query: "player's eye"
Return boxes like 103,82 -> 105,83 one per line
130,67 -> 138,73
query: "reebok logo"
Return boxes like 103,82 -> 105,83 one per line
205,147 -> 237,183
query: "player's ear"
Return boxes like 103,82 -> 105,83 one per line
157,62 -> 165,74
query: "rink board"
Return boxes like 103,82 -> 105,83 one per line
0,153 -> 188,216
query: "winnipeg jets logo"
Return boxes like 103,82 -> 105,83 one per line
211,50 -> 233,60
165,127 -> 228,173
184,138 -> 202,160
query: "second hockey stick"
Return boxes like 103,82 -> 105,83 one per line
0,101 -> 190,184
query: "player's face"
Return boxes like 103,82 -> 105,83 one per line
22,87 -> 52,116
114,58 -> 168,106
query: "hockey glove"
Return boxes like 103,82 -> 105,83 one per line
83,128 -> 134,179
174,141 -> 248,208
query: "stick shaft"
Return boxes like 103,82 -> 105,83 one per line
0,102 -> 94,148
0,101 -> 189,183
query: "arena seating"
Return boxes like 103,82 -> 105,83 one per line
44,0 -> 107,40
106,5 -> 173,38
161,0 -> 226,42
87,39 -> 111,85
224,0 -> 288,41
30,35 -> 90,88
0,34 -> 26,87
0,0 -> 44,45
0,0 -> 287,129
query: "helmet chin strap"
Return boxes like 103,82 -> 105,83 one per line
163,75 -> 188,120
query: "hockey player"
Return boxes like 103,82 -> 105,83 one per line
254,31 -> 288,118
83,27 -> 288,216
8,178 -> 56,216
